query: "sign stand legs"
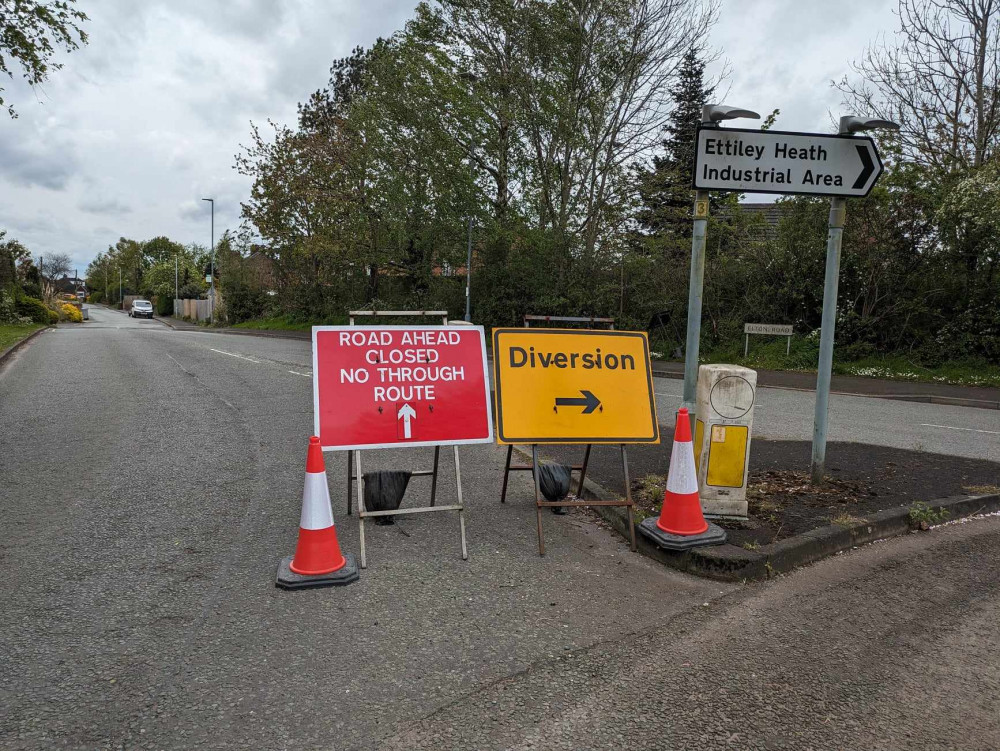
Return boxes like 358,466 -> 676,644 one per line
350,446 -> 465,569
521,443 -> 636,556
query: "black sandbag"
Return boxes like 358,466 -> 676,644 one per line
363,470 -> 411,525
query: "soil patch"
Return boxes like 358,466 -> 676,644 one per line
537,441 -> 1000,549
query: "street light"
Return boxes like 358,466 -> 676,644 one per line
118,266 -> 122,308
680,103 -> 761,413
810,114 -> 899,484
201,198 -> 215,323
459,71 -> 479,323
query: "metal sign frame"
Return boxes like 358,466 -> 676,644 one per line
743,323 -> 794,357
691,126 -> 884,198
333,310 -> 473,569
496,318 -> 638,556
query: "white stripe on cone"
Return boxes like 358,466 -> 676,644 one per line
665,439 -> 699,495
300,471 -> 335,530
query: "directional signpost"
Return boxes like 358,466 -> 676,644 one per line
693,127 -> 884,197
683,109 -> 898,485
492,328 -> 659,556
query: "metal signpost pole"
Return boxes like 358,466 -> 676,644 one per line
809,116 -> 898,484
681,105 -> 760,413
681,187 -> 709,412
810,195 -> 846,484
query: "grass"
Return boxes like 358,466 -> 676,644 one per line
964,485 -> 1000,495
651,334 -> 1000,389
230,314 -> 349,331
830,512 -> 868,527
0,323 -> 44,352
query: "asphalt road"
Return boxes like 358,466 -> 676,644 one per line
2,309 -> 998,749
651,379 -> 999,463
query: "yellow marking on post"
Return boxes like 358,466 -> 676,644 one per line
706,424 -> 748,487
695,199 -> 709,217
492,328 -> 659,444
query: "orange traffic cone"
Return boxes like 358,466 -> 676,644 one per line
638,408 -> 726,550
276,437 -> 359,589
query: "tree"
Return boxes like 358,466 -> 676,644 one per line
0,0 -> 89,118
836,0 -> 1000,174
39,251 -> 70,281
637,46 -> 716,238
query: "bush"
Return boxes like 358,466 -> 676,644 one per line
47,309 -> 59,324
15,296 -> 50,324
60,303 -> 83,323
154,295 -> 173,316
223,283 -> 267,324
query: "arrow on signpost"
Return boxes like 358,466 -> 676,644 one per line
554,390 -> 601,414
852,144 -> 875,190
397,403 -> 416,439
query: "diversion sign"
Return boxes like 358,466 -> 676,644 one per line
312,325 -> 493,451
492,328 -> 659,444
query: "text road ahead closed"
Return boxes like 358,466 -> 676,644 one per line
492,328 -> 659,444
313,325 -> 493,451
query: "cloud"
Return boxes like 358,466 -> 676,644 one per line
78,197 -> 132,215
0,134 -> 78,190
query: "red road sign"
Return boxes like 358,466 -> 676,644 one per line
312,325 -> 493,451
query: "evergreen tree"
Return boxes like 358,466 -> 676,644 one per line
637,47 -> 714,239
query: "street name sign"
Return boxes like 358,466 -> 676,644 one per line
744,323 -> 793,336
693,127 -> 884,197
492,328 -> 659,444
312,325 -> 493,451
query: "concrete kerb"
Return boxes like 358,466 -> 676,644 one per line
0,326 -> 51,370
518,444 -> 1000,581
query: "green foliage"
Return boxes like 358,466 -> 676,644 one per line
224,283 -> 267,324
0,0 -> 89,118
908,502 -> 950,529
46,308 -> 58,324
14,296 -> 49,324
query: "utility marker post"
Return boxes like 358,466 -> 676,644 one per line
809,116 -> 898,484
681,104 -> 760,412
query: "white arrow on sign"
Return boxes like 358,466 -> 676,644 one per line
693,127 -> 884,197
397,403 -> 417,439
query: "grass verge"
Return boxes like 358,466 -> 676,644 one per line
652,335 -> 1000,389
0,323 -> 45,352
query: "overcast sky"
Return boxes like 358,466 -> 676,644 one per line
0,0 -> 899,276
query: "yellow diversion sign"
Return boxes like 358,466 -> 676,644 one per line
492,329 -> 660,444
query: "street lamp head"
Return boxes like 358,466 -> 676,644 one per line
702,104 -> 761,125
201,197 -> 214,204
839,116 -> 900,135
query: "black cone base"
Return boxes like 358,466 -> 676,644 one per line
275,553 -> 360,590
638,517 -> 727,551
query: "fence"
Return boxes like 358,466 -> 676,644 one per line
173,298 -> 214,322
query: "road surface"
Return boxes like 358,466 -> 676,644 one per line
1,308 -> 997,749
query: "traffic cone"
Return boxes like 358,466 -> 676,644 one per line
638,408 -> 726,551
276,437 -> 359,589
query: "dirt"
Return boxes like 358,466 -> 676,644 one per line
538,440 -> 1000,549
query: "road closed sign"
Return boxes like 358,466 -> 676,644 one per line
492,329 -> 659,444
312,325 -> 493,451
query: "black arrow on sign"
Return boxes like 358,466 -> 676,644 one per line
555,390 -> 601,414
852,144 -> 875,190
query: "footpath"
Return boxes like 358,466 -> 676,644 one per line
157,314 -> 999,408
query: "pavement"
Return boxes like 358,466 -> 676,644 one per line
2,307 -> 999,749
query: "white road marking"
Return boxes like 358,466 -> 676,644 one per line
288,370 -> 312,378
919,423 -> 1000,436
210,348 -> 260,363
